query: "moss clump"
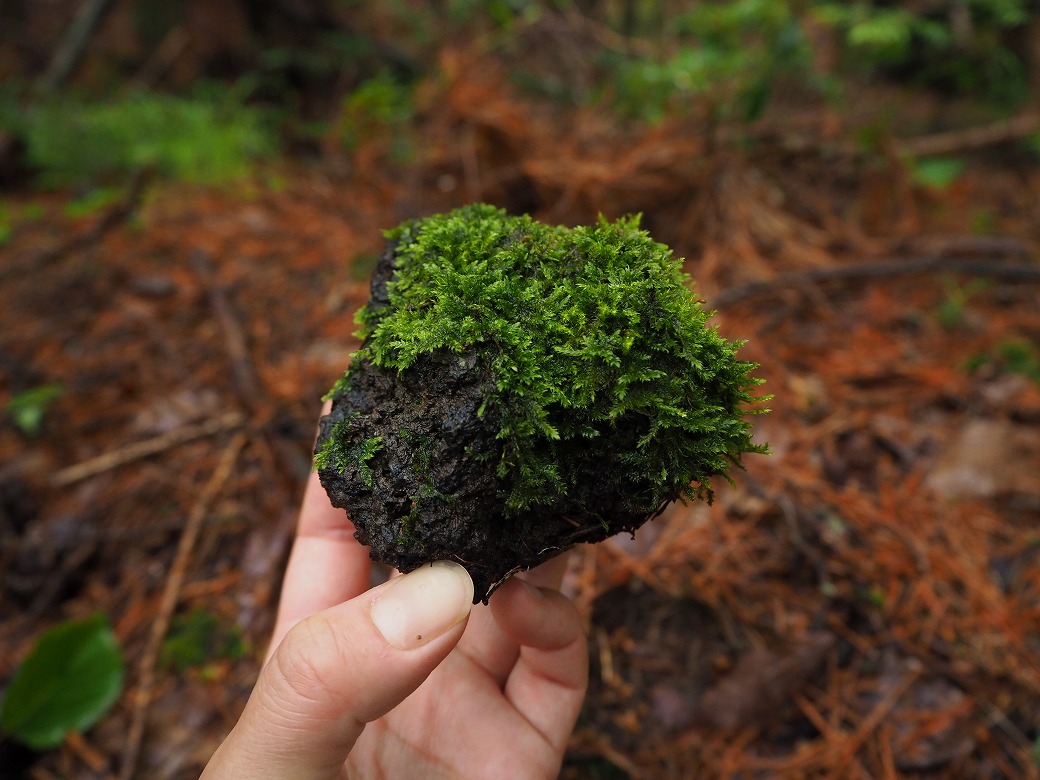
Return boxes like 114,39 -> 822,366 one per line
317,204 -> 767,600
314,422 -> 383,488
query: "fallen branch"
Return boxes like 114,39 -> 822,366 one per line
32,0 -> 117,99
758,112 -> 1040,161
714,256 -> 1040,309
119,432 -> 247,780
188,249 -> 302,498
898,113 -> 1040,158
122,26 -> 191,94
51,410 -> 245,487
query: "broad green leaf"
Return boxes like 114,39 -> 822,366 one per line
0,615 -> 124,750
912,156 -> 966,190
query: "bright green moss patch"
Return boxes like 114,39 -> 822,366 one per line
346,203 -> 767,515
314,418 -> 383,488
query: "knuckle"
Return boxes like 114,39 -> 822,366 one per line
271,615 -> 348,706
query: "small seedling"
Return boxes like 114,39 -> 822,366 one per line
911,156 -> 966,190
160,608 -> 244,674
934,278 -> 987,331
62,187 -> 123,218
5,384 -> 63,437
967,339 -> 1040,383
317,205 -> 768,601
0,203 -> 11,245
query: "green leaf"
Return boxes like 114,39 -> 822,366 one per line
0,615 -> 125,750
847,9 -> 914,55
5,384 -> 63,436
911,156 -> 966,190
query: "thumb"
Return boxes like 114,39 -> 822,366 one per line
202,561 -> 474,780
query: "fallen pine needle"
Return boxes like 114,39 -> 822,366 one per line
64,730 -> 108,773
826,659 -> 922,779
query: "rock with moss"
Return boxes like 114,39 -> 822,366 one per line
316,204 -> 768,602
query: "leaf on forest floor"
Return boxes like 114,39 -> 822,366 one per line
691,631 -> 834,730
0,615 -> 124,750
926,417 -> 1040,499
911,157 -> 966,190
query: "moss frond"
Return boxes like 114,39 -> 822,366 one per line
314,418 -> 383,489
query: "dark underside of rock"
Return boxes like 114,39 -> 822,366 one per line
316,248 -> 663,603
317,347 -> 661,603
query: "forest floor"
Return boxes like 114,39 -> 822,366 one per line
2,55 -> 1040,779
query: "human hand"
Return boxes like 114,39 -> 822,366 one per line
202,466 -> 588,779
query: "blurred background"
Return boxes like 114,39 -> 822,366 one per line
1,1 -> 1039,777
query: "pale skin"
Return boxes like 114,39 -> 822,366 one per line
202,431 -> 588,779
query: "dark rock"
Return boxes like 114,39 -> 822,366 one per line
317,346 -> 653,602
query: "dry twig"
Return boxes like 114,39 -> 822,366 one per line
119,432 -> 246,780
51,411 -> 245,487
714,256 -> 1040,309
898,113 -> 1040,158
32,0 -> 117,99
122,26 -> 191,94
189,250 -> 260,410
188,248 -> 307,499
755,112 -> 1040,163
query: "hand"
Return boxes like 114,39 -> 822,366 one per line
202,468 -> 588,779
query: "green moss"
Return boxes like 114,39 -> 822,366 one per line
322,373 -> 350,402
396,430 -> 448,548
397,501 -> 421,550
334,204 -> 768,516
314,417 -> 383,488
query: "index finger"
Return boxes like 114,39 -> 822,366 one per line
491,578 -> 588,753
268,411 -> 373,656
